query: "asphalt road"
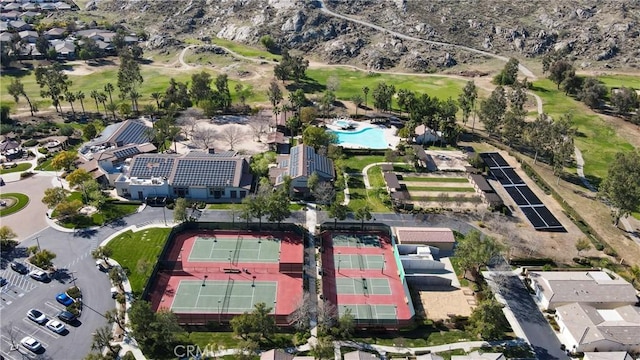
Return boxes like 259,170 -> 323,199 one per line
488,272 -> 569,360
0,207 -> 169,360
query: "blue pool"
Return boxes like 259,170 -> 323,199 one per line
328,127 -> 389,149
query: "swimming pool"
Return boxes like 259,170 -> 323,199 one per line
328,127 -> 389,149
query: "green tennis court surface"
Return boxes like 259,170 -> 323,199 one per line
332,234 -> 381,248
339,304 -> 397,322
189,236 -> 281,263
334,254 -> 385,270
336,277 -> 392,295
171,280 -> 277,313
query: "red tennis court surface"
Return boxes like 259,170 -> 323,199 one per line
321,231 -> 414,328
149,230 -> 304,326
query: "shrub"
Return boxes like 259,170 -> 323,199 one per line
67,286 -> 82,299
37,147 -> 49,154
59,125 -> 75,136
66,301 -> 82,316
116,293 -> 126,305
22,139 -> 38,147
594,242 -> 605,251
20,172 -> 35,179
604,247 -> 617,257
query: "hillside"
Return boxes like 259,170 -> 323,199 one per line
87,0 -> 640,73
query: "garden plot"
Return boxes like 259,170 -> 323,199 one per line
399,174 -> 481,208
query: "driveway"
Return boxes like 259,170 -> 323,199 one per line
1,173 -> 58,241
485,271 -> 569,360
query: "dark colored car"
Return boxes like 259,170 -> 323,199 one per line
0,277 -> 7,287
10,261 -> 28,274
57,311 -> 77,323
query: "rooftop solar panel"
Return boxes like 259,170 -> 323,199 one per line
502,168 -> 524,185
113,146 -> 140,160
534,206 -> 564,228
130,156 -> 175,178
480,153 -> 499,169
172,159 -> 238,187
116,121 -> 150,146
517,186 -> 542,205
505,187 -> 528,206
521,207 -> 546,229
489,152 -> 510,167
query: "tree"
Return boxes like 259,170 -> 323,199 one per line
151,92 -> 163,109
575,238 -> 591,257
273,49 -> 309,84
231,302 -> 276,343
266,189 -> 291,226
104,83 -> 115,108
525,114 -> 552,164
630,265 -> 640,287
300,106 -> 318,125
548,60 -> 575,89
267,80 -> 283,118
55,199 -> 82,219
35,35 -> 50,58
76,91 -> 86,114
34,63 -> 71,113
191,127 -> 217,150
90,90 -> 100,112
250,152 -> 277,178
174,198 -> 188,223
117,48 -> 143,110
129,300 -> 184,357
468,298 -> 509,340
0,226 -> 17,251
91,246 -> 113,261
7,78 -> 35,116
90,325 -> 116,355
312,181 -> 335,206
372,82 -> 395,112
501,110 -> 525,146
454,230 -> 502,282
64,91 -> 76,116
220,126 -> 247,151
190,71 -> 213,104
51,151 -> 78,172
310,336 -> 334,360
42,187 -> 68,208
260,35 -> 276,51
479,86 -> 507,135
611,87 -> 639,115
351,94 -> 364,116
289,89 -> 307,117
579,77 -> 607,109
105,308 -> 125,331
234,83 -> 253,106
600,150 -> 640,225
30,248 -> 57,269
458,80 -> 477,131
215,74 -> 232,110
287,293 -> 311,330
362,86 -> 369,109
302,126 -> 337,151
334,309 -> 355,340
354,205 -> 372,230
328,202 -> 348,229
549,114 -> 576,183
494,57 -> 519,85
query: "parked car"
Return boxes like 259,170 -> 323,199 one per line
45,319 -> 65,334
56,292 -> 74,306
29,270 -> 48,282
27,309 -> 46,324
20,337 -> 42,352
0,277 -> 7,287
57,310 -> 77,323
10,261 -> 28,274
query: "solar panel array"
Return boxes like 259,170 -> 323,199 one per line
129,156 -> 175,178
307,148 -> 334,178
115,121 -> 150,146
112,146 -> 141,160
289,145 -> 301,177
480,152 -> 565,232
172,159 -> 237,187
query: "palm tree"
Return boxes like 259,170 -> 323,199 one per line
142,104 -> 156,118
106,103 -> 118,121
90,90 -> 100,113
151,92 -> 162,109
104,83 -> 114,108
362,86 -> 369,109
64,91 -> 76,116
76,91 -> 86,115
97,92 -> 108,117
168,125 -> 181,153
355,205 -> 372,230
273,105 -> 281,127
129,90 -> 140,114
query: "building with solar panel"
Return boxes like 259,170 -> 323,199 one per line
78,143 -> 157,186
79,119 -> 152,160
115,150 -> 253,203
270,144 -> 334,197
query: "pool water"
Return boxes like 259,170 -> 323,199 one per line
328,127 -> 389,149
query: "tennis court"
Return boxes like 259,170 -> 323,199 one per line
189,236 -> 281,263
339,304 -> 397,323
335,254 -> 385,270
332,233 -> 381,248
171,279 -> 277,314
335,277 -> 392,296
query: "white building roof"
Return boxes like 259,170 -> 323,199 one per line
557,303 -> 640,348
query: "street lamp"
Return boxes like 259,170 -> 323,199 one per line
202,275 -> 208,287
252,275 -> 256,287
382,260 -> 386,274
218,299 -> 222,324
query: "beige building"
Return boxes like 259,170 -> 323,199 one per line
395,227 -> 456,252
583,352 -> 634,360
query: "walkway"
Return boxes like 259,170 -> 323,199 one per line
316,0 -> 536,79
361,162 -> 406,189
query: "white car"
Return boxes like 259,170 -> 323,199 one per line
46,319 -> 65,334
29,269 -> 48,282
20,336 -> 42,352
27,309 -> 47,324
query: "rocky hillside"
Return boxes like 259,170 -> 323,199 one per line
93,0 -> 640,72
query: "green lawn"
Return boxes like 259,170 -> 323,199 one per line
367,166 -> 385,188
393,164 -> 415,172
210,38 -> 281,62
596,74 -> 640,90
353,323 -> 474,347
207,203 -> 243,210
0,193 -> 29,217
346,175 -> 391,212
306,68 -> 470,104
531,79 -> 634,182
449,256 -> 470,287
53,195 -> 139,228
105,227 -> 172,295
403,177 -> 469,183
186,331 -> 294,350
0,163 -> 32,174
343,155 -> 385,173
406,186 -> 475,192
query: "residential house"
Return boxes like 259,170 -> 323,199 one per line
51,39 -> 74,59
395,227 -> 456,252
0,31 -> 13,42
1,11 -> 20,21
583,352 -> 634,360
270,144 -> 334,197
20,2 -> 37,10
343,351 -> 379,360
44,27 -> 65,39
38,3 -> 56,10
414,124 -> 442,145
529,271 -> 638,310
0,21 -> 7,31
2,2 -> 21,11
384,172 -> 401,193
115,151 -> 253,203
451,352 -> 505,360
53,1 -> 71,10
20,10 -> 41,18
259,349 -> 313,360
79,119 -> 152,159
18,29 -> 37,42
266,131 -> 289,154
9,19 -> 30,30
78,142 -> 156,186
556,303 -> 640,353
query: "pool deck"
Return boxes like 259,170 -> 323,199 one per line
327,121 -> 399,150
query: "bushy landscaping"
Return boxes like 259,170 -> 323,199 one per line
105,227 -> 172,295
0,193 -> 29,217
0,163 -> 32,174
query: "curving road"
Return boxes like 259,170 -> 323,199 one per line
316,0 -> 536,79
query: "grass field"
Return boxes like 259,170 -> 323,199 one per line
531,79 -> 634,182
306,68 -> 469,105
367,166 -> 385,188
353,322 -> 473,347
343,155 -> 385,173
403,177 -> 469,183
0,163 -> 32,174
105,227 -> 172,295
596,74 -> 640,90
0,193 -> 29,217
346,175 -> 390,212
406,186 -> 475,192
210,38 -> 281,62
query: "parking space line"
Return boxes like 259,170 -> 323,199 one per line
44,301 -> 65,317
13,325 -> 50,349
